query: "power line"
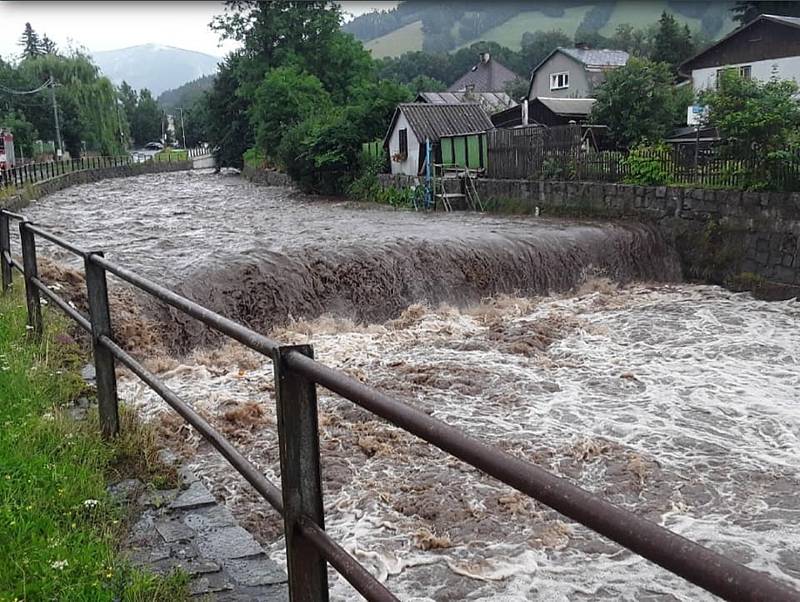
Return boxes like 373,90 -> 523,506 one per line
0,77 -> 53,96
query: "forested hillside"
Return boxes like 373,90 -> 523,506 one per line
158,74 -> 216,111
343,0 -> 736,57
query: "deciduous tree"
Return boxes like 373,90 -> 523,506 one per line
591,57 -> 691,148
700,70 -> 800,154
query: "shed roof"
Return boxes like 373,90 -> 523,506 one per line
536,97 -> 596,117
447,56 -> 521,93
416,91 -> 517,115
383,103 -> 494,147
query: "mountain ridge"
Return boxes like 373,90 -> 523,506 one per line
91,43 -> 220,95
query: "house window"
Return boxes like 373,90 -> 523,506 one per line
716,65 -> 752,87
398,128 -> 408,158
550,72 -> 569,90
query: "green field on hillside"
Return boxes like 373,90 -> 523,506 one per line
477,7 -> 591,49
366,20 -> 423,58
598,0 -> 736,36
363,3 -> 739,57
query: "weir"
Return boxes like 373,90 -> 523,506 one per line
21,169 -> 680,351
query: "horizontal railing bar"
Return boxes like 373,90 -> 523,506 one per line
25,223 -> 88,257
31,276 -> 91,332
90,254 -> 280,357
285,350 -> 799,602
297,518 -> 399,602
1,210 -> 27,221
98,333 -> 284,513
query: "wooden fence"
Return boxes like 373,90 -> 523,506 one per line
486,126 -> 800,191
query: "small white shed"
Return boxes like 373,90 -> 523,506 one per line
382,103 -> 494,176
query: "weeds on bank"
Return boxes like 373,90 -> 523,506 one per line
0,286 -> 187,601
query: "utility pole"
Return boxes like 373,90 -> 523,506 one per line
49,75 -> 63,159
178,107 -> 186,149
116,99 -> 125,148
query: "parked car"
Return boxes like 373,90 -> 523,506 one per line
144,141 -> 164,150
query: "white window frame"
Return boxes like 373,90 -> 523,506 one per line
715,65 -> 752,88
550,71 -> 569,90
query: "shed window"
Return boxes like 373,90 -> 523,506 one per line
550,72 -> 569,90
398,128 -> 408,158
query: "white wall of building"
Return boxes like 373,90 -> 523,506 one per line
387,111 -> 420,176
692,55 -> 800,92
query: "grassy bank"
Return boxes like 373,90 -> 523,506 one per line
0,287 -> 188,601
154,149 -> 188,162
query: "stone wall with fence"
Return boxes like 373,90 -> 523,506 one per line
473,178 -> 800,299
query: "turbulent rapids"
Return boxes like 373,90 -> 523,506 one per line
22,170 -> 800,600
25,170 -> 678,351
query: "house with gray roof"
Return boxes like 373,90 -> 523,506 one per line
383,103 -> 494,176
448,53 -> 521,94
416,91 -> 517,117
527,46 -> 629,100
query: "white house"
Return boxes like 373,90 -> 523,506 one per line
679,14 -> 800,93
383,103 -> 494,176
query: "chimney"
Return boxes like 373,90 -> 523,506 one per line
575,42 -> 590,50
522,99 -> 529,126
480,52 -> 491,63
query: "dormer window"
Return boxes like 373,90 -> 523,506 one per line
550,72 -> 569,90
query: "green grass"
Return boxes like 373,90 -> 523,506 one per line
476,7 -> 591,50
154,149 -> 189,162
366,20 -> 423,58
0,286 -> 188,601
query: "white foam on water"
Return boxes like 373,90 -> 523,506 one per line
118,283 -> 800,600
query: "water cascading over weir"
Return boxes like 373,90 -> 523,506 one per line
159,222 -> 679,351
18,171 -> 681,352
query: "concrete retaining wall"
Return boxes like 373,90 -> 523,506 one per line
1,160 -> 192,211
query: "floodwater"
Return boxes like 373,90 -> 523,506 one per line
22,171 -> 800,600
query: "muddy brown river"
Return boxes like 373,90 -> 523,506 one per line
21,170 -> 800,600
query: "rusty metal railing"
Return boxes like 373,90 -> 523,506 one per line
1,207 -> 798,601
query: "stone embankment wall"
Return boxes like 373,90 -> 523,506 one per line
472,179 -> 800,299
241,165 -> 294,187
2,161 -> 192,210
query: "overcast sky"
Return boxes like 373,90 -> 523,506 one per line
0,1 -> 400,60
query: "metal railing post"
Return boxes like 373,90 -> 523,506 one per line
0,211 -> 11,292
273,344 -> 329,602
84,251 -> 119,438
19,221 -> 42,339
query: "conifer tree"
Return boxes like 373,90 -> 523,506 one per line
19,23 -> 42,59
